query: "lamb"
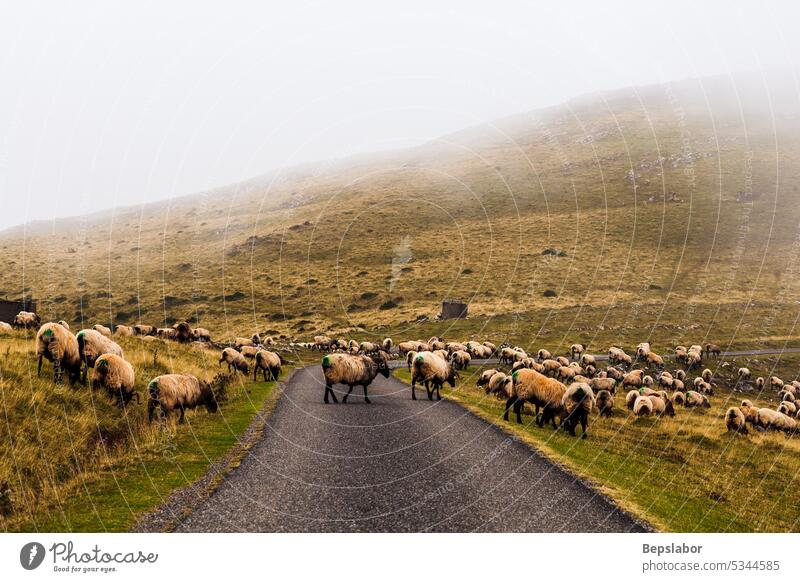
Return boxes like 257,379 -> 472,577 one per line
705,343 -> 721,357
725,407 -> 748,434
477,369 -> 498,388
561,382 -> 594,438
147,374 -> 218,423
643,375 -> 654,387
633,395 -> 653,416
253,350 -> 282,381
675,369 -> 686,382
450,350 -> 471,371
322,352 -> 390,404
91,354 -> 137,406
411,351 -> 457,401
753,408 -> 797,434
115,325 -> 134,337
508,368 -> 567,427
36,322 -> 81,384
92,324 -> 112,338
684,390 -> 711,409
570,343 -> 585,360
219,347 -> 249,374
133,324 -> 155,336
77,329 -> 124,381
596,389 -> 614,417
755,377 -> 765,390
13,311 -> 41,329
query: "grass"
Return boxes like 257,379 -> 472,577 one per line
394,353 -> 800,533
0,330 -> 287,532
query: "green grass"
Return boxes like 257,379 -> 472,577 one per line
395,358 -> 800,533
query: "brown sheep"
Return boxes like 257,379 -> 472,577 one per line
622,369 -> 644,388
561,382 -> 595,438
148,374 -> 218,423
36,322 -> 81,385
77,329 -> 124,382
253,350 -> 282,382
725,407 -> 748,434
508,368 -> 566,426
173,321 -> 194,343
591,377 -> 617,394
220,347 -> 249,374
596,389 -> 614,417
322,352 -> 390,404
91,354 -> 137,406
477,368 -> 498,388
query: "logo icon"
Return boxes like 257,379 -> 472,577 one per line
20,542 -> 46,570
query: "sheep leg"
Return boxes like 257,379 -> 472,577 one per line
253,367 -> 258,382
514,399 -> 524,424
324,383 -> 338,404
503,397 -> 515,421
343,385 -> 354,403
411,381 -> 417,400
362,385 -> 371,404
426,385 -> 433,400
435,384 -> 441,400
37,355 -> 42,377
148,400 -> 158,423
178,406 -> 186,424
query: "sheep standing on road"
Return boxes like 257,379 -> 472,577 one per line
148,374 -> 218,423
570,344 -> 585,361
411,351 -> 457,401
91,354 -> 137,406
36,322 -> 81,385
322,352 -> 390,404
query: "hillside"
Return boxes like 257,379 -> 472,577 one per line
2,72 -> 800,352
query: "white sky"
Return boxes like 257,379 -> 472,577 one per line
0,0 -> 798,231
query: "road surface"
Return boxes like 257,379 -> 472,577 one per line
175,366 -> 646,532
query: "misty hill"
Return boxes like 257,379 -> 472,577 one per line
2,72 -> 800,349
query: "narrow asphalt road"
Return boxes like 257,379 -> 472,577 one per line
175,366 -> 646,532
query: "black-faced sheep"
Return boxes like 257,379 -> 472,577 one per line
738,367 -> 751,382
684,390 -> 711,409
561,382 -> 594,438
92,324 -> 112,338
537,348 -> 551,363
157,327 -> 177,340
220,347 -> 249,374
701,368 -> 712,382
570,343 -> 585,361
596,389 -> 614,417
36,322 -> 81,385
623,369 -> 644,388
508,368 -> 566,426
406,350 -> 418,372
253,350 -> 282,382
648,395 -> 675,417
753,408 -> 797,434
322,352 -> 390,404
450,350 -> 471,371
133,324 -> 155,336
477,368 -> 498,388
725,407 -> 748,434
192,327 -> 211,342
382,338 -> 393,352
646,351 -> 664,369
633,395 -> 654,416
77,329 -> 124,381
148,374 -> 218,423
91,354 -> 137,406
778,401 -> 797,417
411,351 -> 457,401
672,392 -> 686,406
499,347 -> 516,365
705,343 -> 721,357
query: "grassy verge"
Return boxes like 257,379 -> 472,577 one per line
395,358 -> 800,533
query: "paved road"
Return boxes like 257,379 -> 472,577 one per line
175,366 -> 646,532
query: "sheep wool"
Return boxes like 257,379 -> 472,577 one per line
725,407 -> 748,434
36,322 -> 81,384
254,350 -> 282,382
411,351 -> 456,401
322,352 -> 390,404
91,354 -> 137,406
508,368 -> 566,426
148,374 -> 217,423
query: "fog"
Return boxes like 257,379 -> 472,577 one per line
0,0 -> 798,231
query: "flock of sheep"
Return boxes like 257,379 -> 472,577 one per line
3,312 -> 284,424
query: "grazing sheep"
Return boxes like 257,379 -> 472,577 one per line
313,335 -> 332,351
570,343 -> 585,360
450,350 -> 471,371
477,369 -> 498,388
672,392 -> 686,406
382,338 -> 393,352
253,350 -> 282,381
596,389 -> 614,417
694,381 -> 713,395
684,390 -> 711,409
590,377 -> 617,394
705,343 -> 721,357
359,341 -> 379,355
672,379 -> 685,392
738,367 -> 751,381
778,401 -> 797,416
556,356 -> 570,367
648,395 -> 675,417
537,349 -> 551,363
646,351 -> 664,369
636,342 -> 651,358
642,375 -> 654,387
0,321 -> 12,333
674,346 -> 688,364
36,322 -> 81,385
348,339 -> 360,353
148,374 -> 218,423
239,345 -> 259,359
91,354 -> 137,406
541,359 -> 561,377
235,337 -> 255,348
512,357 -> 536,371
633,396 -> 654,417
604,367 -> 624,382
157,327 -> 177,340
13,311 -> 41,329
625,389 -> 640,410
686,349 -> 702,369
508,368 -> 566,426
192,327 -> 211,342
219,347 -> 249,374
657,371 -> 674,389
411,351 -> 457,401
172,321 -> 194,343
115,325 -> 134,337
701,368 -> 712,382
485,372 -> 513,400
675,369 -> 686,382
92,324 -> 112,338
77,329 -> 124,381
623,369 -> 644,388
609,347 -> 633,368
779,390 -> 796,403
725,407 -> 748,434
557,365 -> 576,383
753,408 -> 797,434
133,324 -> 155,336
446,342 -> 467,354
561,382 -> 594,438
322,352 -> 390,404
57,320 -> 71,331
770,376 -> 785,391
755,377 -> 765,390
482,341 -> 497,356
499,347 -> 516,365
579,353 -> 595,368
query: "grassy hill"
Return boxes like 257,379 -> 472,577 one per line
2,72 -> 800,354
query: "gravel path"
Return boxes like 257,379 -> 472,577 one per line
174,366 -> 647,532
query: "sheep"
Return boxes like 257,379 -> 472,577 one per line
590,377 -> 617,394
642,375 -> 654,387
406,350 -> 418,372
700,368 -> 712,383
738,367 -> 751,381
672,392 -> 686,406
674,369 -> 686,382
253,350 -> 282,381
583,364 -> 597,378
636,342 -> 651,358
192,327 -> 211,342
450,350 -> 471,371
579,353 -> 596,368
596,389 -> 614,417
411,351 -> 457,401
561,382 -> 594,438
556,356 -> 570,367
239,345 -> 259,359
570,343 -> 585,360
91,354 -> 137,406
348,339 -> 360,353
625,389 -> 640,410
779,390 -> 796,403
446,342 -> 467,354
133,324 -> 155,336
684,390 -> 711,409
172,321 -> 194,343
672,379 -> 685,392
77,329 -> 124,381
604,367 -> 624,382
633,396 -> 653,416
13,311 -> 41,329
147,374 -> 218,423
359,341 -> 378,355
235,337 -> 255,348
485,372 -> 513,400
609,347 -> 633,368
537,348 -> 551,362
755,377 -> 765,390
770,376 -> 785,391
512,357 -> 536,371
57,320 -> 70,330
313,335 -> 332,351
753,408 -> 797,434
695,380 -> 713,395
646,351 -> 664,369
432,349 -> 449,362
648,395 -> 675,417
686,348 -> 702,369
706,343 -> 721,357
541,359 -> 562,377
778,401 -> 797,416
36,322 -> 81,385
482,341 -> 496,355
115,325 -> 134,337
623,369 -> 644,388
92,324 -> 112,338
725,407 -> 748,434
658,371 -> 674,389
219,347 -> 249,374
499,347 -> 516,365
477,369 -> 498,388
740,400 -> 758,423
157,327 -> 177,340
674,346 -> 688,364
382,338 -> 393,352
0,321 -> 12,333
557,365 -> 576,383
322,352 -> 390,404
508,368 -> 566,426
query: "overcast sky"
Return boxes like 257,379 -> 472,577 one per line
0,0 -> 798,231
